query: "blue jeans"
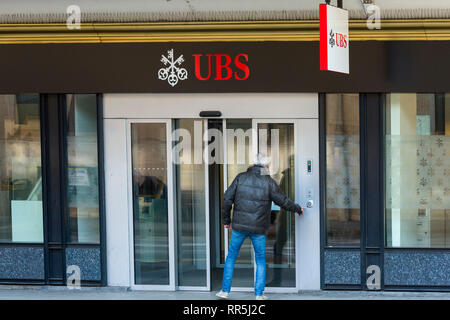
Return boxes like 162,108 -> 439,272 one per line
222,229 -> 266,296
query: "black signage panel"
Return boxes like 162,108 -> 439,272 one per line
0,41 -> 449,93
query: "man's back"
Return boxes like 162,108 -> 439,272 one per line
222,165 -> 301,234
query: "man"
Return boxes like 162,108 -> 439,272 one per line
216,153 -> 304,300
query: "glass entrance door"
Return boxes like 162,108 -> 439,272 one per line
174,119 -> 210,290
209,119 -> 255,291
209,119 -> 298,291
129,120 -> 175,290
129,118 -> 298,291
252,120 -> 297,290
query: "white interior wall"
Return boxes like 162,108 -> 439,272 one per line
104,118 -> 131,287
390,93 -> 419,248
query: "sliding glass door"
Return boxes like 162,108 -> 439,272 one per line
174,119 -> 209,290
129,118 -> 299,291
129,120 -> 175,290
253,120 -> 297,290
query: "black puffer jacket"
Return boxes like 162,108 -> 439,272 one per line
222,165 -> 302,234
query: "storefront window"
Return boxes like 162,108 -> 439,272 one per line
66,94 -> 100,243
0,94 -> 43,243
385,93 -> 450,248
325,94 -> 361,246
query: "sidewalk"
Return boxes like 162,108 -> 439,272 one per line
1,286 -> 450,300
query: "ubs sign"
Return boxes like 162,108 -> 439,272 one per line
319,4 -> 349,74
158,49 -> 250,87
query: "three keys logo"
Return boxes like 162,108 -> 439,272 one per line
158,49 -> 188,87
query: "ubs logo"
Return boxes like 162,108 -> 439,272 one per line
193,53 -> 250,81
329,30 -> 335,47
158,49 -> 188,87
329,29 -> 347,49
158,49 -> 250,87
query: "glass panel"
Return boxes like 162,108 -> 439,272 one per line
224,119 -> 253,287
207,119 -> 224,290
385,93 -> 450,248
66,94 -> 100,244
174,119 -> 207,287
131,123 -> 169,285
325,94 -> 361,247
258,122 -> 295,288
0,94 -> 43,243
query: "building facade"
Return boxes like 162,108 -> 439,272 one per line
0,0 -> 450,291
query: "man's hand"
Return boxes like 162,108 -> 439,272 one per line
297,206 -> 304,215
224,224 -> 230,229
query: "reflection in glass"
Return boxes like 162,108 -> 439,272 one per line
207,119 -> 225,290
131,123 -> 169,285
325,94 -> 361,246
224,119 -> 254,288
66,94 -> 100,243
0,94 -> 43,243
175,119 -> 207,287
258,123 -> 295,288
385,93 -> 450,248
